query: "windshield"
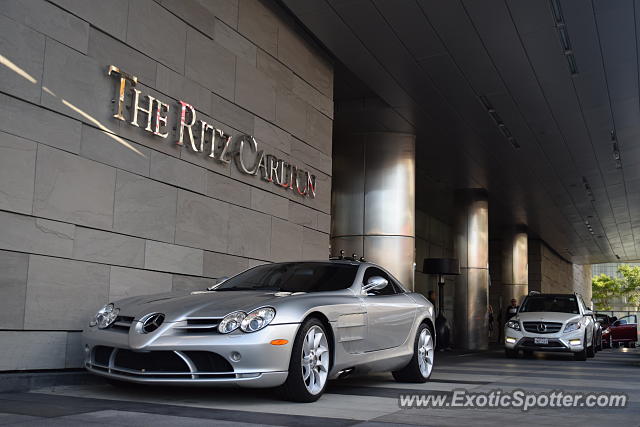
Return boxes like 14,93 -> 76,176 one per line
212,262 -> 358,293
519,295 -> 579,314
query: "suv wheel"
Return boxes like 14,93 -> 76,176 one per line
586,335 -> 595,358
574,333 -> 588,361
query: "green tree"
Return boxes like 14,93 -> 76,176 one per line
592,265 -> 640,310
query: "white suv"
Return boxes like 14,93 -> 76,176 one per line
504,292 -> 596,361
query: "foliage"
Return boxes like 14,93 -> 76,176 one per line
592,265 -> 640,310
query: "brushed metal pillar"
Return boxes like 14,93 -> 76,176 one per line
502,228 -> 528,305
453,189 -> 489,350
331,132 -> 415,288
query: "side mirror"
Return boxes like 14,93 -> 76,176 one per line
362,276 -> 388,294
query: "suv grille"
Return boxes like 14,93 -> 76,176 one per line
522,321 -> 563,334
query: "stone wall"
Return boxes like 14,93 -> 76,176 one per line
0,0 -> 333,370
529,240 -> 592,305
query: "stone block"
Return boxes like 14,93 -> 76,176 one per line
254,116 -> 291,154
0,331 -> 67,370
175,190 -> 229,252
227,205 -> 271,259
150,150 -> 206,194
251,188 -> 288,220
271,217 -> 302,262
277,23 -> 333,98
109,266 -> 172,301
41,39 -> 114,128
288,201 -> 317,229
88,27 -> 157,86
113,170 -> 177,242
0,132 -> 36,214
211,92 -> 254,134
302,227 -> 328,260
203,251 -> 249,278
275,86 -> 307,140
50,0 -> 128,41
173,274 -> 214,292
195,0 -> 238,30
256,49 -> 293,91
291,137 -> 331,175
305,105 -> 332,155
73,227 -> 145,268
156,65 -> 212,116
238,0 -> 278,56
215,19 -> 257,66
80,124 -> 150,176
0,250 -> 29,329
127,0 -> 187,73
34,145 -> 116,229
0,14 -> 45,103
317,212 -> 331,233
234,59 -> 276,120
159,0 -> 216,38
0,93 -> 82,154
185,28 -> 236,100
2,0 -> 89,53
292,75 -> 333,119
206,171 -> 251,208
24,255 -> 110,330
65,332 -> 83,368
0,211 -> 74,258
144,240 -> 204,276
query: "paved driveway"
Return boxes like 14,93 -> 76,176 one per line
0,347 -> 638,426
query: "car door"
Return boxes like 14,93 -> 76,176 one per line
361,267 -> 417,352
613,315 -> 638,341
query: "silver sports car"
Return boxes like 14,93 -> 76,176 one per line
82,259 -> 436,402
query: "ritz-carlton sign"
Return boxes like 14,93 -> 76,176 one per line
108,65 -> 316,198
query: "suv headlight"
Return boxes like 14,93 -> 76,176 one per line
218,311 -> 246,334
506,320 -> 521,331
240,307 -> 276,333
564,321 -> 581,333
91,303 -> 119,329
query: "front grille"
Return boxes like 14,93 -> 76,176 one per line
173,317 -> 222,333
522,321 -> 563,334
520,337 -> 567,349
89,346 -> 234,379
109,315 -> 134,332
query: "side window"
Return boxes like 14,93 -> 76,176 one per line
362,267 -> 397,296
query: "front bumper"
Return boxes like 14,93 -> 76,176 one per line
82,323 -> 299,388
504,327 -> 584,353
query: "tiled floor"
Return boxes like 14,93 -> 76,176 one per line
1,347 -> 638,426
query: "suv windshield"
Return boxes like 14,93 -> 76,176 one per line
519,295 -> 579,314
212,262 -> 358,293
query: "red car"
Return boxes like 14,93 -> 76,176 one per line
601,315 -> 638,348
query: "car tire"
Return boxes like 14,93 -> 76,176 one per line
586,336 -> 595,358
392,323 -> 434,383
630,342 -> 637,348
277,317 -> 331,403
505,349 -> 518,358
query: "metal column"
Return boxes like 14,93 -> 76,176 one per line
502,227 -> 528,305
453,189 -> 489,350
331,132 -> 416,289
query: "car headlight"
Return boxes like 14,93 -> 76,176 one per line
564,321 -> 581,333
240,307 -> 276,333
91,303 -> 119,329
604,328 -> 610,334
218,311 -> 246,334
506,320 -> 520,331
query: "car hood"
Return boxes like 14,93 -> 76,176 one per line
514,311 -> 581,324
114,290 -> 290,322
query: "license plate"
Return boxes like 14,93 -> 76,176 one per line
534,337 -> 548,345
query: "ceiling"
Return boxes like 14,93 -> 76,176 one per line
281,0 -> 640,265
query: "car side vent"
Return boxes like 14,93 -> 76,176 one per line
174,318 -> 222,333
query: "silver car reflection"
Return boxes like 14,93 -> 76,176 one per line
82,259 -> 435,402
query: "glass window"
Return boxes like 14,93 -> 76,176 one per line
519,295 -> 579,314
213,262 -> 358,293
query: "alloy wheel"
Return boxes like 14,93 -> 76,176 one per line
417,327 -> 435,378
301,325 -> 329,395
